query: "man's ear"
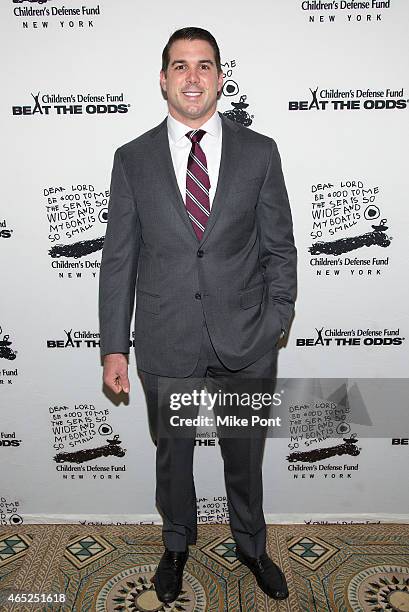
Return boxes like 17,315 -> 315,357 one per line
159,70 -> 167,93
217,70 -> 224,95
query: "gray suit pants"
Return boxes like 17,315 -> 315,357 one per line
137,319 -> 277,557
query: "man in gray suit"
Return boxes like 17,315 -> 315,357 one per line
99,27 -> 296,603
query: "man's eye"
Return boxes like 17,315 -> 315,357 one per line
175,65 -> 186,70
201,64 -> 210,69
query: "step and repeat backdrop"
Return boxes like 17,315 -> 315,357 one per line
1,0 -> 408,527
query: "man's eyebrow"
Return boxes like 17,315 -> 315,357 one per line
170,59 -> 215,66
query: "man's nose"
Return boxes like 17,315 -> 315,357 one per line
186,68 -> 200,84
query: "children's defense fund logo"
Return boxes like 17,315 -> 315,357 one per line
391,438 -> 409,447
46,330 -> 135,349
300,1 -> 392,24
220,59 -> 254,126
287,436 -> 361,463
0,497 -> 23,526
50,403 -> 127,477
296,326 -> 404,347
13,0 -> 53,4
46,329 -> 101,349
308,179 -> 393,276
0,431 -> 22,448
0,326 -> 17,361
12,1 -> 102,30
12,91 -> 130,116
286,382 -> 363,479
289,87 -> 407,111
44,183 -> 108,279
0,325 -> 18,384
0,220 -> 13,239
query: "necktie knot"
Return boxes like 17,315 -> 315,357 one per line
186,129 -> 206,144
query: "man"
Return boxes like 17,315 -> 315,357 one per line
99,27 -> 297,603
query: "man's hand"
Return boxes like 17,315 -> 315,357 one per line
103,353 -> 130,394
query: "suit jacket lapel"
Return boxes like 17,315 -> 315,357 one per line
199,112 -> 241,246
149,112 -> 241,245
149,118 -> 198,241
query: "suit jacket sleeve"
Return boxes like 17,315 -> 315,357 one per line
256,140 -> 297,334
99,148 -> 141,357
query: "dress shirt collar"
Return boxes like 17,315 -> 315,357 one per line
167,111 -> 222,145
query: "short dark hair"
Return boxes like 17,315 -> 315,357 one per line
161,27 -> 222,74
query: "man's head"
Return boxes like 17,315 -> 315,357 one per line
160,27 -> 224,128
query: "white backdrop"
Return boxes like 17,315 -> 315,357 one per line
1,0 -> 408,527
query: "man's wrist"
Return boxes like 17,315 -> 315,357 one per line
103,352 -> 128,361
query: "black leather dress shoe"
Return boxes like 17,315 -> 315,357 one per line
151,548 -> 189,603
236,546 -> 289,600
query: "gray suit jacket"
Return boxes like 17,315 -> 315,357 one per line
99,112 -> 297,376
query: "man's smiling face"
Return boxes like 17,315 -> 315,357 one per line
160,38 -> 224,128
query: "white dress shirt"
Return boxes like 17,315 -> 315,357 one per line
167,111 -> 222,209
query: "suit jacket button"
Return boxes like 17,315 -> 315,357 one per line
197,249 -> 204,258
195,292 -> 202,300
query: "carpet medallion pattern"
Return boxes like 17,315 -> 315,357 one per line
0,524 -> 408,611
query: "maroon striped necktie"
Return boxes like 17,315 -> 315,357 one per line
185,129 -> 210,240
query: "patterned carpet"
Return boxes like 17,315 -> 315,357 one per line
1,523 -> 409,611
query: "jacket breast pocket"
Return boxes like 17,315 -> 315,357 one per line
136,289 -> 160,314
240,283 -> 264,309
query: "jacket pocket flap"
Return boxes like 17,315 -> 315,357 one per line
240,284 -> 264,309
137,290 -> 160,314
